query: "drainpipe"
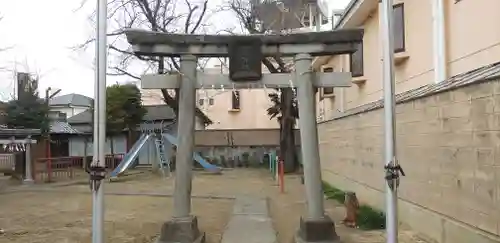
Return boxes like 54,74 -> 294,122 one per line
309,4 -> 314,30
432,0 -> 447,83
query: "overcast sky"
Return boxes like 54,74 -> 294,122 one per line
0,0 -> 350,101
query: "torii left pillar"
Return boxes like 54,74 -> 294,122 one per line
23,137 -> 35,184
157,55 -> 204,243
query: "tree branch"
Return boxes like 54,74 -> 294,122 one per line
74,0 -> 220,126
109,67 -> 141,80
189,0 -> 208,34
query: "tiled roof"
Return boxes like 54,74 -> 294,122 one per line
67,104 -> 176,124
49,93 -> 93,107
325,61 -> 500,121
68,121 -> 176,134
70,124 -> 92,133
50,121 -> 81,134
66,109 -> 92,124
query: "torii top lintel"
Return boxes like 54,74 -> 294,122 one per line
125,28 -> 364,58
0,128 -> 40,144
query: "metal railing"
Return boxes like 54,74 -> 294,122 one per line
0,154 -> 15,172
34,154 -> 124,182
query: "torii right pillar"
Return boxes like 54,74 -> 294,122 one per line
294,53 -> 339,243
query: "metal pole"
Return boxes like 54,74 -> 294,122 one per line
295,53 -> 325,219
172,55 -> 197,218
379,0 -> 400,242
315,5 -> 321,32
309,5 -> 314,29
92,0 -> 107,242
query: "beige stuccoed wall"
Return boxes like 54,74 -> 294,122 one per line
141,66 -> 281,130
141,88 -> 278,130
199,89 -> 279,130
318,80 -> 500,243
317,0 -> 500,120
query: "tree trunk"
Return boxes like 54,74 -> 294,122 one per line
174,88 -> 180,118
127,130 -> 132,152
109,137 -> 114,155
158,57 -> 180,120
289,118 -> 298,167
280,88 -> 297,173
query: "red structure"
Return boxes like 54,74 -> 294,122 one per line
34,154 -> 123,183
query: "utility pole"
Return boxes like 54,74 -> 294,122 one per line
90,0 -> 107,243
379,0 -> 405,243
44,87 -> 61,182
45,88 -> 52,182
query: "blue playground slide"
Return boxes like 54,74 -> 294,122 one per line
110,133 -> 152,178
162,133 -> 221,173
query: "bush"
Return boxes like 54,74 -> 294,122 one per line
356,205 -> 386,230
322,181 -> 345,203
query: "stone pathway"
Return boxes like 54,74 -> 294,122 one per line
221,196 -> 277,243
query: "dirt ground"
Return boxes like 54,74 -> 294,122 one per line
0,169 -> 428,243
0,193 -> 232,243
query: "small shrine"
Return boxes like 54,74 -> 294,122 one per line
0,128 -> 40,183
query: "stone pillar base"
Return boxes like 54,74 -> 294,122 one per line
156,215 -> 205,243
294,216 -> 340,243
23,179 -> 34,185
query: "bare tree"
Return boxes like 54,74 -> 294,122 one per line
76,0 -> 212,124
225,0 -> 305,172
0,15 -> 14,68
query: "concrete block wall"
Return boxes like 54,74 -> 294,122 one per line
318,80 -> 500,243
195,129 -> 301,146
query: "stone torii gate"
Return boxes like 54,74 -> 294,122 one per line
125,29 -> 363,243
0,128 -> 39,184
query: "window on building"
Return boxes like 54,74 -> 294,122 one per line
349,42 -> 364,77
322,67 -> 334,95
198,98 -> 204,106
393,3 -> 406,53
231,91 -> 240,110
209,98 -> 214,105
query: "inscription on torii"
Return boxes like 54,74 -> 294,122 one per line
228,36 -> 263,82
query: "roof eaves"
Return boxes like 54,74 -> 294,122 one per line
334,0 -> 363,30
312,0 -> 366,69
320,61 -> 500,122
